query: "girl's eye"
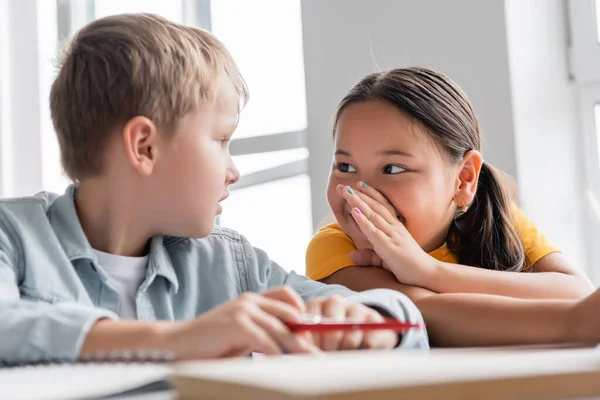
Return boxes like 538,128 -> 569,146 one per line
337,163 -> 357,173
383,164 -> 406,174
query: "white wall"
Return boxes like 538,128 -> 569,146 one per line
505,0 -> 587,273
302,0 -> 588,273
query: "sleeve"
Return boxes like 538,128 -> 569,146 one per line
0,216 -> 117,365
305,223 -> 357,281
512,207 -> 560,271
241,235 -> 429,349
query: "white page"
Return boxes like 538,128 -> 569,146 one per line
0,363 -> 170,400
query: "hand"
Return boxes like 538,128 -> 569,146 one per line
165,286 -> 320,359
340,184 -> 397,255
338,183 -> 436,287
306,295 -> 399,351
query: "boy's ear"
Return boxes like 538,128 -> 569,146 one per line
454,150 -> 483,207
122,116 -> 158,176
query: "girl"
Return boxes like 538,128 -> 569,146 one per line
306,67 -> 595,346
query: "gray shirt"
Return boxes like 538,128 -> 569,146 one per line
0,186 -> 428,365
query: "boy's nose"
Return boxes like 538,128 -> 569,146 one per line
227,161 -> 240,185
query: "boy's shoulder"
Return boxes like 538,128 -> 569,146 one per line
0,190 -> 59,209
0,191 -> 60,224
0,191 -> 65,268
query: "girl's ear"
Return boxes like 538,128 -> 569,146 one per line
454,150 -> 483,207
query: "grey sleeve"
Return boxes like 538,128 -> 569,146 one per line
0,221 -> 116,365
242,237 -> 429,349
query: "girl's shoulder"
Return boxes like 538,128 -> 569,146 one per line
316,222 -> 346,235
306,222 -> 356,281
510,205 -> 560,268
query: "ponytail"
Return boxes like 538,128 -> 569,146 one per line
447,162 -> 527,272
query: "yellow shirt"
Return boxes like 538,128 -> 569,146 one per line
305,208 -> 559,281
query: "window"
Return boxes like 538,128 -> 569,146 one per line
0,1 -> 11,196
208,1 -> 310,273
94,0 -> 183,22
40,1 -> 67,194
596,0 -> 600,43
210,0 -> 307,139
42,0 -> 311,273
569,0 -> 600,282
570,0 -> 600,84
595,105 -> 600,167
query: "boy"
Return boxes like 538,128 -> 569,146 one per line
0,14 -> 427,365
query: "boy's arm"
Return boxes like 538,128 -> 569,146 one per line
1,231 -> 320,365
240,237 -> 428,349
0,224 -> 118,364
0,241 -> 180,364
81,287 -> 320,361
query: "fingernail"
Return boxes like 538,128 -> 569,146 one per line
337,184 -> 345,191
360,181 -> 368,188
347,187 -> 354,195
354,208 -> 361,215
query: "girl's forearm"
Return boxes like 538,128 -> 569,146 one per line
322,266 -> 580,347
423,260 -> 593,300
415,293 -> 575,347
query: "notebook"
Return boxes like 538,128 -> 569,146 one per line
170,347 -> 600,400
0,363 -> 170,400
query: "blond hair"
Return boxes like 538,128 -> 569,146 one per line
50,13 -> 248,181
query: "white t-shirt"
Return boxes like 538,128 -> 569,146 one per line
93,249 -> 149,319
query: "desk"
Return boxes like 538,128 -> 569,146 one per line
171,346 -> 600,400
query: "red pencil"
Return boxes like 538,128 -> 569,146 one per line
285,316 -> 423,333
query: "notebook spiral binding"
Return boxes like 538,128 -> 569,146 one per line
1,349 -> 176,367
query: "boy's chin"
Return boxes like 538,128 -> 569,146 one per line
196,223 -> 216,238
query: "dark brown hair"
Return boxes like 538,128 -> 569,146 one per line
334,67 -> 526,272
50,13 -> 248,181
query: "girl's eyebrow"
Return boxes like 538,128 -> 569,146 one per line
380,149 -> 414,157
335,149 -> 351,156
335,149 -> 414,157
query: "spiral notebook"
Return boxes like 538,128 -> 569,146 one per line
0,363 -> 171,400
0,352 -> 267,400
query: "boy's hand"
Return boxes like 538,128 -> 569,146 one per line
306,295 -> 399,351
338,183 -> 436,287
166,286 -> 321,359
